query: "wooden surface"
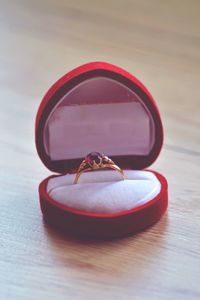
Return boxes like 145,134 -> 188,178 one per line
0,1 -> 200,299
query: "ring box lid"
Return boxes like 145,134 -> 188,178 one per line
35,62 -> 163,174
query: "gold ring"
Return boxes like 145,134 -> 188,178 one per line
74,152 -> 125,184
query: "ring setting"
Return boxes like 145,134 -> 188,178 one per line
74,152 -> 125,184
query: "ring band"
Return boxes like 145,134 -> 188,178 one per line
74,152 -> 125,184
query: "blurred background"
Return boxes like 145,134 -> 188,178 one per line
0,1 -> 200,300
1,1 -> 200,174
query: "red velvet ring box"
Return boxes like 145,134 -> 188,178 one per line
36,61 -> 168,239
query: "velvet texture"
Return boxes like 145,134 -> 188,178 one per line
39,171 -> 168,239
47,170 -> 161,214
36,61 -> 168,238
35,62 -> 164,173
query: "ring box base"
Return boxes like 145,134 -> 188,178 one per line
39,171 -> 167,239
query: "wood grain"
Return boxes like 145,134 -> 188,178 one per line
0,1 -> 200,299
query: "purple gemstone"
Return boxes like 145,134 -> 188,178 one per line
85,152 -> 103,167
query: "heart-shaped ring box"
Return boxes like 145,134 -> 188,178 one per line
36,62 -> 168,239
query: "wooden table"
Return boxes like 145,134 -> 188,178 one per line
1,1 -> 200,299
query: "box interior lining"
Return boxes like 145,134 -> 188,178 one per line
47,170 -> 161,214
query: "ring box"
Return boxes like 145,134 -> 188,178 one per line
35,62 -> 168,239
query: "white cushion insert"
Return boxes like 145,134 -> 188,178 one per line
47,170 -> 161,214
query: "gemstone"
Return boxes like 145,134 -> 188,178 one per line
85,152 -> 103,167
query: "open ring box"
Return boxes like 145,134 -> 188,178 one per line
36,62 -> 168,239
